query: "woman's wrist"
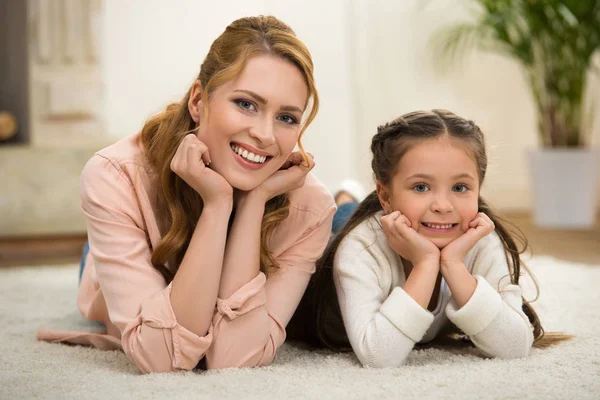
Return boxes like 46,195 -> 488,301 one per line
202,197 -> 234,216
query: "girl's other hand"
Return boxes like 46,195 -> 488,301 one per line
440,212 -> 495,266
380,211 -> 440,266
170,134 -> 233,205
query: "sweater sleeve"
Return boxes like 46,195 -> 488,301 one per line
80,155 -> 212,373
445,232 -> 534,359
205,202 -> 336,369
333,229 -> 435,368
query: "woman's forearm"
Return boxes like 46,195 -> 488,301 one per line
170,200 -> 232,337
218,192 -> 266,299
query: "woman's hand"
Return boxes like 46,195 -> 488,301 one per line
380,211 -> 440,266
170,134 -> 233,205
440,212 -> 495,266
250,151 -> 315,203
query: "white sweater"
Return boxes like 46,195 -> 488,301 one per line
333,212 -> 534,368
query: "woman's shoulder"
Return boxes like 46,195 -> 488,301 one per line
287,173 -> 336,222
82,133 -> 150,181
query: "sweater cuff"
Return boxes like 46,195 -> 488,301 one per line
445,275 -> 502,336
379,286 -> 435,342
215,272 -> 267,320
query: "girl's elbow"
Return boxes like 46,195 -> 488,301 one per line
357,348 -> 409,368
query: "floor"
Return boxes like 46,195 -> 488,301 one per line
0,213 -> 598,267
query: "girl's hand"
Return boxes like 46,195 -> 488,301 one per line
440,212 -> 495,266
380,211 -> 440,266
170,134 -> 233,205
251,151 -> 315,202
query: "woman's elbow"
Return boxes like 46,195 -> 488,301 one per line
206,346 -> 275,370
127,351 -> 180,374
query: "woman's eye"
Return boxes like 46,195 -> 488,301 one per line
278,114 -> 298,125
414,184 -> 429,192
453,184 -> 468,193
235,99 -> 256,111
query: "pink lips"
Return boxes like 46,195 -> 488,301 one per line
230,143 -> 271,171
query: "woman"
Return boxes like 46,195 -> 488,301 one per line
37,15 -> 336,374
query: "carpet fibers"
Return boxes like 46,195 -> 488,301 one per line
1,256 -> 598,400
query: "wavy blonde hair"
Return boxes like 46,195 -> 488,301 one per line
141,15 -> 319,282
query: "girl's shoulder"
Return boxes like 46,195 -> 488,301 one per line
337,211 -> 394,260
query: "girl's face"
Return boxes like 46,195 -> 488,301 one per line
378,135 -> 481,249
189,55 -> 308,191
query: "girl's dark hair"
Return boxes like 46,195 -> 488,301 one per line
287,109 -> 569,350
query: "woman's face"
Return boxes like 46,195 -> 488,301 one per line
189,55 -> 308,191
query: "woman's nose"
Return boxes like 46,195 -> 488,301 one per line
248,119 -> 276,147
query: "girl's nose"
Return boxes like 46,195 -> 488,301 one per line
431,196 -> 453,214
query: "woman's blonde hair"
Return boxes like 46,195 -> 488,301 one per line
140,15 -> 319,282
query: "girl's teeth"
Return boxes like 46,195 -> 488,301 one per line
425,223 -> 453,229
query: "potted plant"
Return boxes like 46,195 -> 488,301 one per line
433,0 -> 600,228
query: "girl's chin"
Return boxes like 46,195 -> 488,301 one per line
428,237 -> 453,250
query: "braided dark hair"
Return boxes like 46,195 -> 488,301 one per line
287,109 -> 559,349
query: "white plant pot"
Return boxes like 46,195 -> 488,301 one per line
527,149 -> 599,228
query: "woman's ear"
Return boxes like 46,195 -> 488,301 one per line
188,80 -> 204,124
376,181 -> 392,214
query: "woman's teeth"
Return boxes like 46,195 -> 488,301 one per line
231,144 -> 267,164
422,222 -> 454,229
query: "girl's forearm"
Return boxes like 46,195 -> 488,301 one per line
218,192 -> 266,299
440,261 -> 477,308
170,200 -> 232,337
402,261 -> 440,309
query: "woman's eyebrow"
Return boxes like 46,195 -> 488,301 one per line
234,89 -> 303,113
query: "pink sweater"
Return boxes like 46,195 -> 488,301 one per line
37,133 -> 336,373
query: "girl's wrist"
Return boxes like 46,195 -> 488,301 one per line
439,259 -> 466,274
413,258 -> 440,272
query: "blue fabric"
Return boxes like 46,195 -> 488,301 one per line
79,241 -> 90,284
332,201 -> 358,234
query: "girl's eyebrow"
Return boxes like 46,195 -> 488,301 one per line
406,173 -> 476,180
233,89 -> 303,113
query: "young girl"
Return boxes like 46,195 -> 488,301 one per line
289,109 -> 565,367
37,15 -> 336,373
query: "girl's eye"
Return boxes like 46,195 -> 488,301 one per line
278,114 -> 299,125
453,184 -> 468,193
413,184 -> 429,193
235,99 -> 256,111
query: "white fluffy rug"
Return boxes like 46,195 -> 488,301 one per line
1,257 -> 598,400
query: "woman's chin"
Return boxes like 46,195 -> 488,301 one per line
224,174 -> 261,192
